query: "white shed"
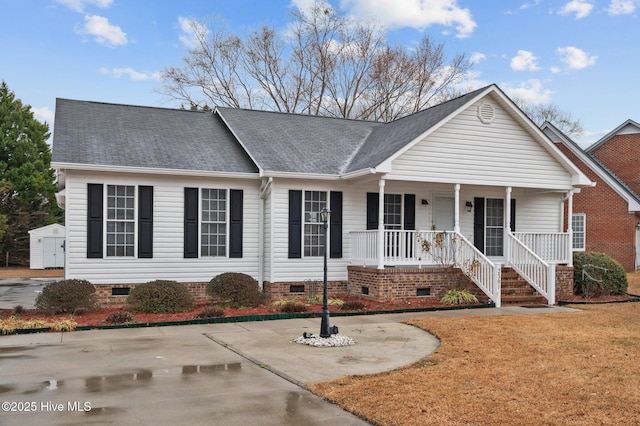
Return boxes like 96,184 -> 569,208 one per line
28,224 -> 65,269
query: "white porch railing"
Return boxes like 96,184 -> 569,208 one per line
350,230 -> 500,306
506,232 -> 555,305
512,232 -> 571,264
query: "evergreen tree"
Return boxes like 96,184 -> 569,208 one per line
0,81 -> 61,265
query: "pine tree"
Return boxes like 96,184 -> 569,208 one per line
0,81 -> 61,265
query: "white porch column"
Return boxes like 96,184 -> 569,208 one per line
566,190 -> 574,267
505,186 -> 512,264
377,178 -> 386,269
454,184 -> 460,233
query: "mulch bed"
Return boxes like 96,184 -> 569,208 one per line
0,294 -> 446,328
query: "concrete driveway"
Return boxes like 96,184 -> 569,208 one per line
0,323 -> 375,425
0,278 -> 59,310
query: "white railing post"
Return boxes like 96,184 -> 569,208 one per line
547,263 -> 556,305
494,266 -> 501,308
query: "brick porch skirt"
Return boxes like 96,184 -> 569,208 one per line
346,265 -> 489,303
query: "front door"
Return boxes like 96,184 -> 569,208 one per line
473,197 -> 515,257
433,197 -> 455,231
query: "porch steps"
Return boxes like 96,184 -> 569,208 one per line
500,267 -> 547,306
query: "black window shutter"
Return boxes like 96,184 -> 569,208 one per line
473,197 -> 485,253
184,187 -> 199,258
87,183 -> 103,258
510,199 -> 516,232
138,186 -> 153,258
288,190 -> 302,258
229,189 -> 243,258
366,192 -> 379,230
404,194 -> 416,230
330,191 -> 343,258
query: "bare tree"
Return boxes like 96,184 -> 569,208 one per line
515,99 -> 584,138
159,1 -> 473,121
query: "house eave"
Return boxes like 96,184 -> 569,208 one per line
261,170 -> 341,180
50,162 -> 262,180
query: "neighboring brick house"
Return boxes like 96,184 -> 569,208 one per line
588,120 -> 640,198
543,122 -> 640,271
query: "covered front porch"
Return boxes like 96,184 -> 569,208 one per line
349,181 -> 576,308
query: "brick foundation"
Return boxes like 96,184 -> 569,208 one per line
347,265 -> 489,303
262,280 -> 348,301
94,282 -> 209,306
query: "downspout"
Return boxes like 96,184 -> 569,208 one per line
377,177 -> 386,269
258,177 -> 273,289
505,186 -> 512,264
454,184 -> 461,233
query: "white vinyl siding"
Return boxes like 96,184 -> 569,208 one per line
63,172 -> 260,284
388,98 -> 574,189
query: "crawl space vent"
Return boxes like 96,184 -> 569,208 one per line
477,102 -> 495,124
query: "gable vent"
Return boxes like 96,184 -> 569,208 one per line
477,102 -> 495,124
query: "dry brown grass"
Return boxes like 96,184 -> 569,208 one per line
310,275 -> 640,425
0,267 -> 63,279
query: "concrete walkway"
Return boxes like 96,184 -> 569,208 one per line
0,305 -> 578,425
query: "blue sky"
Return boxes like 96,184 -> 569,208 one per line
2,0 -> 639,147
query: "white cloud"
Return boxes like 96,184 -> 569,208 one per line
99,67 -> 162,81
557,46 -> 597,70
608,0 -> 637,15
470,52 -> 486,64
339,0 -> 477,38
178,16 -> 208,49
56,0 -> 112,13
77,15 -> 127,47
558,0 -> 594,19
503,79 -> 553,105
31,106 -> 55,126
510,50 -> 540,71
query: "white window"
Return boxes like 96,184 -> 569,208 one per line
384,194 -> 402,230
106,185 -> 135,257
201,188 -> 227,257
572,213 -> 586,251
304,191 -> 327,256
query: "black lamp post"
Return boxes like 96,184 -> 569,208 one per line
319,207 -> 337,338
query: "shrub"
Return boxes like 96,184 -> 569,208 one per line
441,289 -> 479,305
13,305 -> 25,315
35,279 -> 100,314
127,280 -> 195,314
279,301 -> 308,313
195,306 -> 225,318
206,273 -> 264,308
340,300 -> 366,311
573,252 -> 628,297
104,310 -> 136,325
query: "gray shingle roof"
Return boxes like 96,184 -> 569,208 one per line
216,107 -> 382,174
52,99 -> 258,173
52,86 -> 492,176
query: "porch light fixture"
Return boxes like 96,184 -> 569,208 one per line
465,201 -> 473,212
421,199 -> 429,205
319,207 -> 338,338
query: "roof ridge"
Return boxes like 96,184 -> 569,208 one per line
56,98 -> 211,114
